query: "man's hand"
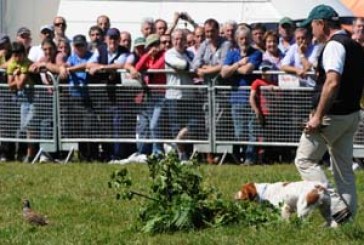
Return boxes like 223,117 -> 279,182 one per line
196,68 -> 206,78
304,114 -> 322,133
299,43 -> 308,55
148,46 -> 159,57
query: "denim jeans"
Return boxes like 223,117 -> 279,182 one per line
136,94 -> 165,155
166,99 -> 181,138
20,102 -> 36,131
231,103 -> 256,162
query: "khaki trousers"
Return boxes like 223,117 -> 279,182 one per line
295,111 -> 360,217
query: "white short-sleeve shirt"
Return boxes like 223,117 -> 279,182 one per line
322,31 -> 347,75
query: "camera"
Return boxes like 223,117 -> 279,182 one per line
180,12 -> 188,20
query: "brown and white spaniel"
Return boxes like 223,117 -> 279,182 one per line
235,181 -> 336,227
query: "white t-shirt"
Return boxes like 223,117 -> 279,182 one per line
28,45 -> 44,62
165,48 -> 194,100
322,31 -> 347,75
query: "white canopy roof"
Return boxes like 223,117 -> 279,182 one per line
57,0 -> 354,40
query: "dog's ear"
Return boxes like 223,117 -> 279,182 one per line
237,183 -> 257,201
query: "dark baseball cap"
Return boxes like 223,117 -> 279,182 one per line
279,17 -> 295,27
259,60 -> 274,71
299,4 -> 340,28
106,28 -> 120,38
73,34 -> 87,46
134,37 -> 146,47
0,33 -> 10,46
40,24 -> 54,33
17,27 -> 31,36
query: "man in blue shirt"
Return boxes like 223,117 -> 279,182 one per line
65,34 -> 98,161
221,25 -> 262,164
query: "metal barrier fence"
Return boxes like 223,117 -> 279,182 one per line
1,69 -> 364,160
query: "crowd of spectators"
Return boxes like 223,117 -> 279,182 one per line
0,12 -> 363,164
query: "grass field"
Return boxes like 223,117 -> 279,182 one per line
0,162 -> 363,244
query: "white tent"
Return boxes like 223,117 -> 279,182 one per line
57,0 -> 354,40
0,0 -> 355,43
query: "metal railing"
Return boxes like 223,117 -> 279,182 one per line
1,68 -> 364,161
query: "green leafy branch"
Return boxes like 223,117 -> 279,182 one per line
109,153 -> 281,233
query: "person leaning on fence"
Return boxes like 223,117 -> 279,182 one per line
165,29 -> 201,161
6,42 -> 37,163
134,33 -> 166,157
0,33 -> 15,161
295,4 -> 364,226
30,38 -> 67,162
111,34 -> 166,164
87,27 -> 132,162
63,34 -> 99,162
28,24 -> 55,63
191,18 -> 231,164
220,25 -> 262,165
55,38 -> 71,66
280,27 -> 321,86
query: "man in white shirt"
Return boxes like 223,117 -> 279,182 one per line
296,4 -> 364,226
28,25 -> 54,62
165,29 -> 202,161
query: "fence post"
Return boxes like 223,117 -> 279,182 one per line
207,75 -> 216,154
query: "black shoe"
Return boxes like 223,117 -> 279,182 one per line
332,208 -> 352,225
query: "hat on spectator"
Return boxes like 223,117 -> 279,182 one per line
106,28 -> 120,39
299,4 -> 339,28
134,37 -> 146,47
259,60 -> 274,71
73,34 -> 87,46
40,24 -> 54,33
279,17 -> 295,27
17,27 -> 31,36
145,34 -> 160,48
0,33 -> 10,46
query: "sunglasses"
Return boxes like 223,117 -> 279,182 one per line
41,30 -> 53,35
54,22 -> 66,27
20,34 -> 31,39
74,43 -> 86,48
161,40 -> 171,44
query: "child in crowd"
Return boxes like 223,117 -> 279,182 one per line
7,42 -> 36,162
249,61 -> 278,163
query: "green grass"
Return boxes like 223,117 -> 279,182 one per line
0,162 -> 364,244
